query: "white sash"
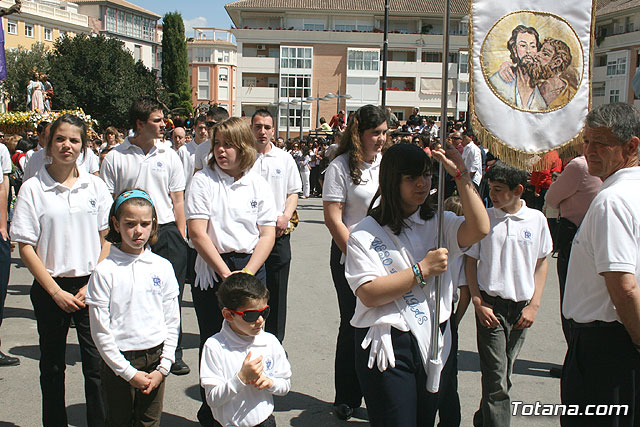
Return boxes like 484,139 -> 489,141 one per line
357,218 -> 451,392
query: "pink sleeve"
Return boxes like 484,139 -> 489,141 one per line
545,159 -> 581,209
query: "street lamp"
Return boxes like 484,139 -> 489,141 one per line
326,89 -> 352,115
271,98 -> 298,141
305,92 -> 331,132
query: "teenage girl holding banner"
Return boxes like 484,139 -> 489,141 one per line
344,143 -> 489,425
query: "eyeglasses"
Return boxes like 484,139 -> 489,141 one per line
227,305 -> 270,323
206,121 -> 217,128
0,134 -> 4,138
451,136 -> 462,140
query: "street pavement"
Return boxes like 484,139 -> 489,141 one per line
0,197 -> 565,426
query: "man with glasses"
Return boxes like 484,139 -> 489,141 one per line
193,106 -> 229,174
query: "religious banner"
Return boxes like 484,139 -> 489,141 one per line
0,17 -> 7,81
469,0 -> 596,169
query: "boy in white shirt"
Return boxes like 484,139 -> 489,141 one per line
200,273 -> 291,427
466,163 -> 552,427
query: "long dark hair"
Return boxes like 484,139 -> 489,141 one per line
335,104 -> 387,185
369,144 -> 435,235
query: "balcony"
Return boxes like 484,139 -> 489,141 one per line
16,0 -> 89,27
596,30 -> 640,51
241,86 -> 278,104
384,89 -> 419,106
593,66 -> 607,82
387,61 -> 458,77
241,56 -> 278,73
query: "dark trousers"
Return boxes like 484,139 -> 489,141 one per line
437,314 -> 461,427
193,252 -> 266,426
355,327 -> 439,426
151,222 -> 187,361
561,321 -> 640,427
330,240 -> 363,408
101,344 -> 165,427
310,165 -> 321,195
0,236 -> 11,328
556,218 -> 578,344
474,292 -> 528,427
264,233 -> 291,342
30,277 -> 105,427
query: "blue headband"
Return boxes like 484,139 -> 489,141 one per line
114,190 -> 154,213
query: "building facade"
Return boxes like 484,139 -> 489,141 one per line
73,0 -> 161,72
592,0 -> 640,110
1,0 -> 91,50
187,28 -> 238,115
225,0 -> 469,137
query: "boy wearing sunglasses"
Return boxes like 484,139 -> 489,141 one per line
200,273 -> 291,427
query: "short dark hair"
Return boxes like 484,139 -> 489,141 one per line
485,162 -> 528,190
106,188 -> 158,245
216,273 -> 270,310
251,109 -> 273,124
194,115 -> 207,126
207,106 -> 229,123
507,25 -> 541,64
46,114 -> 88,158
129,97 -> 163,132
37,120 -> 50,135
369,143 -> 435,235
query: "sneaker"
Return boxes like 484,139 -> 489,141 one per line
170,359 -> 190,376
333,404 -> 354,421
0,351 -> 20,366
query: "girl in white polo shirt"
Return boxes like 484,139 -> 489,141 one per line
11,114 -> 111,427
186,117 -> 276,425
344,143 -> 489,425
86,189 -> 179,426
322,104 -> 387,420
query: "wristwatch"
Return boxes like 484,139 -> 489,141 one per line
156,365 -> 169,377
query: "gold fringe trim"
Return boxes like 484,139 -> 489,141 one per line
467,0 -> 597,172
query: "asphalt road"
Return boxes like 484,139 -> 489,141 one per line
0,197 -> 565,426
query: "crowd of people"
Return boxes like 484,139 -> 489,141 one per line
0,98 -> 638,427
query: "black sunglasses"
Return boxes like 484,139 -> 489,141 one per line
206,121 -> 217,127
228,305 -> 270,323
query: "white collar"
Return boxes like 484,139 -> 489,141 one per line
492,200 -> 529,220
212,164 -> 250,186
109,246 -> 155,265
122,137 -> 164,155
601,166 -> 640,190
220,320 -> 269,350
38,165 -> 90,192
406,208 -> 427,226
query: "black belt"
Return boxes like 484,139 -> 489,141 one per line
121,343 -> 163,359
568,319 -> 623,329
480,291 -> 528,310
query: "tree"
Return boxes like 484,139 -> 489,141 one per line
1,43 -> 50,111
47,34 -> 161,129
161,12 -> 192,114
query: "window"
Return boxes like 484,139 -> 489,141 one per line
44,27 -> 53,41
608,57 -> 627,75
448,52 -> 458,64
459,52 -> 469,74
198,67 -> 209,100
7,20 -> 17,35
347,50 -> 379,71
607,60 -> 617,76
126,13 -> 133,37
279,105 -> 310,129
133,15 -> 142,39
335,24 -> 356,31
134,45 -> 142,62
25,24 -> 33,38
106,8 -> 117,32
117,11 -> 125,34
593,86 -> 605,97
280,46 -> 312,69
424,52 -> 442,62
304,23 -> 324,31
195,48 -> 211,63
609,89 -> 620,103
280,73 -> 311,98
617,57 -> 627,75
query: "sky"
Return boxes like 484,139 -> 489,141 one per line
133,0 -> 235,36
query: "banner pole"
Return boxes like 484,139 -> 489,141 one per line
432,0 -> 451,361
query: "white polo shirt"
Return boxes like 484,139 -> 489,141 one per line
86,246 -> 180,381
23,148 -> 100,181
0,143 -> 11,177
186,165 -> 277,290
323,153 -> 381,230
250,143 -> 302,216
467,201 -> 552,302
462,142 -> 483,187
100,137 -> 186,225
346,212 -> 465,329
177,140 -> 202,189
193,140 -> 212,171
563,167 -> 640,323
11,167 -> 112,277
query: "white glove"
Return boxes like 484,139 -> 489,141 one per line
361,324 -> 396,372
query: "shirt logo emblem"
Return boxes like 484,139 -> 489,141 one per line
156,161 -> 163,168
276,169 -> 281,175
522,229 -> 532,240
89,199 -> 96,208
152,276 -> 161,288
264,356 -> 273,372
250,200 -> 258,209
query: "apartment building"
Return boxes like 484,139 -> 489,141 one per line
187,28 -> 238,114
592,0 -> 640,109
225,0 -> 469,137
1,0 -> 91,50
74,0 -> 161,71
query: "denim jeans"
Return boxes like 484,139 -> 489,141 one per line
473,292 -> 528,427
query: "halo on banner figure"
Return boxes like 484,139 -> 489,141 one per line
481,11 -> 583,113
